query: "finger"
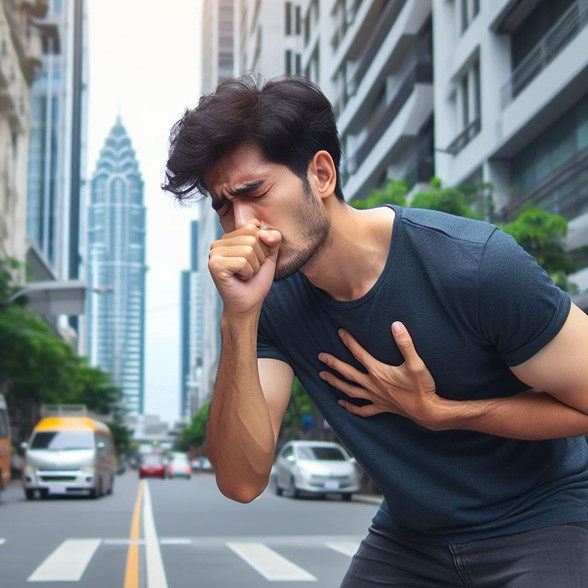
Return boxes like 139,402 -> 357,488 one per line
338,400 -> 383,418
209,244 -> 262,275
337,329 -> 377,369
318,371 -> 367,399
208,254 -> 258,281
391,321 -> 424,370
318,353 -> 367,387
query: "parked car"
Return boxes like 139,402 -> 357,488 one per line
274,440 -> 361,500
167,453 -> 191,479
138,454 -> 166,479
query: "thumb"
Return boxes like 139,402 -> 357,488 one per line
259,228 -> 282,261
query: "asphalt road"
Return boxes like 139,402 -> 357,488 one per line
0,469 -> 381,587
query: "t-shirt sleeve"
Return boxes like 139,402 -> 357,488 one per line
257,314 -> 289,363
476,228 -> 571,367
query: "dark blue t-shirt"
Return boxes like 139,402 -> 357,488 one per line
257,206 -> 588,544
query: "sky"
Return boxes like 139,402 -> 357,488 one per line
86,0 -> 203,426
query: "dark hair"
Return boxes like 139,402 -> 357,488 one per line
161,74 -> 344,201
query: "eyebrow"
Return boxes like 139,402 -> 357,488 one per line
211,180 -> 266,211
228,180 -> 266,197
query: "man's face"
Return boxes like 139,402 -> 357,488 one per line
204,144 -> 331,280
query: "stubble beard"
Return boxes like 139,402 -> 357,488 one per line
273,181 -> 331,281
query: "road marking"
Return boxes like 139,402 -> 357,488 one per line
227,542 -> 317,582
123,479 -> 144,588
159,538 -> 192,545
28,539 -> 101,582
325,542 -> 359,557
0,539 -> 5,546
143,481 -> 169,588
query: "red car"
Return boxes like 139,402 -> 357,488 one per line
138,454 -> 166,479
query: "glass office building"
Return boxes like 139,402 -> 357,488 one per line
87,119 -> 146,416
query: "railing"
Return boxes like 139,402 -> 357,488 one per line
501,0 -> 588,106
347,0 -> 405,96
443,117 -> 481,156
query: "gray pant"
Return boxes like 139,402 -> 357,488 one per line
340,523 -> 588,587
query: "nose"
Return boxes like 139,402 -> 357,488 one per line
232,200 -> 259,229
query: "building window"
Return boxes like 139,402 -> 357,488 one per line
446,59 -> 481,155
511,94 -> 588,219
460,0 -> 480,33
285,1 -> 292,35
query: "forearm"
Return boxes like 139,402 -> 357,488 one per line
207,312 -> 275,502
438,391 -> 588,440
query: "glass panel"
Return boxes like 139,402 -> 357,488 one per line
30,431 -> 94,450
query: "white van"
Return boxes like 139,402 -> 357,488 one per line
22,416 -> 116,499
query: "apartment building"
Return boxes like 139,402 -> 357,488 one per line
433,0 -> 588,304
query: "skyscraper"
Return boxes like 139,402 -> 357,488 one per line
180,220 -> 203,417
87,118 -> 147,417
26,0 -> 88,300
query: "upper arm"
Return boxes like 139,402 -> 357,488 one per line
258,358 -> 294,445
511,303 -> 588,414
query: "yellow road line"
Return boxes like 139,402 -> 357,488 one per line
124,480 -> 144,588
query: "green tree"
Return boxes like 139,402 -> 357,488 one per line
281,378 -> 314,441
502,204 -> 577,292
176,401 -> 211,452
0,258 -> 123,436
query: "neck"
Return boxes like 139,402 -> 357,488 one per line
302,203 -> 395,301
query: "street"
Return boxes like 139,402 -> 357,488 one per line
0,469 -> 380,587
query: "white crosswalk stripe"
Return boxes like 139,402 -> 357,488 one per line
12,535 -> 358,584
227,542 -> 317,582
28,539 -> 101,582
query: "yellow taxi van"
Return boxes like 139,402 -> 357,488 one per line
22,415 -> 116,500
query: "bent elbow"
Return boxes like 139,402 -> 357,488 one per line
216,476 -> 267,504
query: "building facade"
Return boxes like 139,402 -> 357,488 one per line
26,0 -> 88,284
87,119 -> 146,416
180,220 -> 204,417
0,0 -> 46,268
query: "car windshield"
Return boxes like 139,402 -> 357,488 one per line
30,431 -> 94,451
172,455 -> 188,464
142,455 -> 163,466
296,445 -> 347,461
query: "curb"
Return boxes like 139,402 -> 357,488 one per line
353,494 -> 383,505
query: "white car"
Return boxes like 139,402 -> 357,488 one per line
274,440 -> 361,500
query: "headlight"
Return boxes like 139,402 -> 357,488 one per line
295,465 -> 312,478
81,465 -> 95,474
25,465 -> 36,476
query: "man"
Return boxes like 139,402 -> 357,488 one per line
163,74 -> 588,586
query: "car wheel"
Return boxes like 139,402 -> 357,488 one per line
90,478 -> 100,499
24,489 -> 35,501
290,476 -> 300,499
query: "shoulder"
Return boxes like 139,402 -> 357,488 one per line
395,206 -> 497,246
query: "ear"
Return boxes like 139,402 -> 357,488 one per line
308,150 -> 337,200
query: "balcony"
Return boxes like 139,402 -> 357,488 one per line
347,0 -> 405,96
443,117 -> 481,156
348,61 -> 433,172
501,0 -> 588,107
